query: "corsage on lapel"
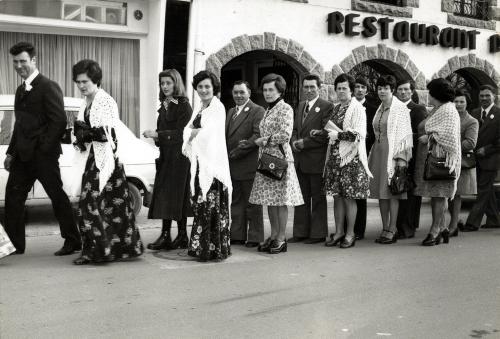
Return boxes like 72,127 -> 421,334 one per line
244,107 -> 249,112
25,83 -> 33,91
490,114 -> 494,120
314,107 -> 320,113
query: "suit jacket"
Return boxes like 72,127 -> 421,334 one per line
471,105 -> 500,170
291,97 -> 333,174
363,98 -> 378,152
7,73 -> 67,162
406,100 -> 427,173
225,99 -> 265,181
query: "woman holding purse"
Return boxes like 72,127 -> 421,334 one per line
249,73 -> 303,254
413,78 -> 461,246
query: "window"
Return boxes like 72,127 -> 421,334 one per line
453,0 -> 489,20
368,0 -> 407,6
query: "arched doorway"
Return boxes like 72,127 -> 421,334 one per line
220,50 -> 305,110
348,59 -> 418,104
446,67 -> 498,110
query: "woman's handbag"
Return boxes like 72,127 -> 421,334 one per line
389,166 -> 413,195
424,151 -> 457,181
461,150 -> 476,169
257,144 -> 288,180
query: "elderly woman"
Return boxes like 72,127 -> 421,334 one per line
143,69 -> 192,251
182,70 -> 232,262
447,89 -> 478,237
414,78 -> 461,246
71,59 -> 143,265
249,73 -> 303,254
314,74 -> 371,249
368,75 -> 413,244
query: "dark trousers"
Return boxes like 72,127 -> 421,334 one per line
4,154 -> 80,252
230,179 -> 264,242
293,168 -> 328,238
396,191 -> 422,237
466,167 -> 500,228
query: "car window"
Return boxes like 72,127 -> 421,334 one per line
0,110 -> 15,145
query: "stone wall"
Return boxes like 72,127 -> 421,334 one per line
351,0 -> 414,18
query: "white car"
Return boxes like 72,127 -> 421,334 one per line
0,95 -> 158,215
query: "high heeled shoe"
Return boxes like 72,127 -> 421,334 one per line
422,233 -> 439,246
269,240 -> 287,254
325,234 -> 345,247
441,230 -> 450,244
378,231 -> 397,244
449,228 -> 458,237
340,235 -> 356,249
257,237 -> 272,252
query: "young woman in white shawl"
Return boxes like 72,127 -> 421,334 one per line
71,59 -> 143,265
368,75 -> 413,245
182,71 -> 232,262
311,74 -> 372,249
413,78 -> 461,246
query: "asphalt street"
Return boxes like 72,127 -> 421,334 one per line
1,201 -> 499,339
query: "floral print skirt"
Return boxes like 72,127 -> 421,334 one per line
323,143 -> 370,199
77,147 -> 144,263
187,172 -> 231,262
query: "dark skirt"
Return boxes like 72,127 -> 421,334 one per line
77,147 -> 144,263
148,142 -> 191,220
187,171 -> 231,262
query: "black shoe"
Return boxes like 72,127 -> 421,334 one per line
325,234 -> 345,247
171,232 -> 189,249
378,231 -> 397,244
340,235 -> 356,249
12,250 -> 24,255
287,237 -> 306,243
54,243 -> 82,256
147,233 -> 173,251
481,224 -> 500,229
258,237 -> 272,252
422,234 -> 439,246
461,224 -> 479,232
441,230 -> 450,244
269,240 -> 287,254
245,241 -> 259,248
303,237 -> 324,244
457,221 -> 465,231
355,235 -> 364,240
449,228 -> 459,237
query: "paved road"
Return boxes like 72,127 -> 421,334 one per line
1,202 -> 499,339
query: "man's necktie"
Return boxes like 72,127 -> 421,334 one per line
481,110 -> 487,121
302,102 -> 310,123
232,106 -> 241,120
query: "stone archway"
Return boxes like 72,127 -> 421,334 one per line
329,43 -> 428,104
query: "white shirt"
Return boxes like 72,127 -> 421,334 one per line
306,95 -> 319,110
24,69 -> 39,91
481,102 -> 494,117
233,99 -> 249,119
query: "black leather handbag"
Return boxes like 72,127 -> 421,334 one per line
389,166 -> 413,195
461,150 -> 476,169
424,151 -> 457,181
257,144 -> 288,180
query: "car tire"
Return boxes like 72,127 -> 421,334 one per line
128,182 -> 142,215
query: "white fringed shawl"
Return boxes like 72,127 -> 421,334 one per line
384,96 -> 413,183
72,89 -> 118,194
338,97 -> 373,178
182,96 -> 232,205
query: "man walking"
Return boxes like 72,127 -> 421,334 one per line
395,79 -> 427,239
289,74 -> 333,244
462,85 -> 500,231
4,42 -> 81,255
226,81 -> 265,247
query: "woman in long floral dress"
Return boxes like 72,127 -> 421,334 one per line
71,59 -> 143,265
182,71 -> 232,262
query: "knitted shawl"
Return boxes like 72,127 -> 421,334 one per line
72,89 -> 119,194
338,97 -> 373,178
182,96 -> 232,204
425,102 -> 461,195
384,96 -> 413,183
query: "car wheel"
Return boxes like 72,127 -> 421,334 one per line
128,182 -> 142,215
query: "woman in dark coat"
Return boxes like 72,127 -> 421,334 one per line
143,69 -> 192,250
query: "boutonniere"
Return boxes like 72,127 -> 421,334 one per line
25,83 -> 33,91
244,107 -> 249,112
490,114 -> 494,120
315,107 -> 320,113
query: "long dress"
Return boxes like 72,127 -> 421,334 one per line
413,118 -> 456,198
148,98 -> 192,220
76,107 -> 144,262
323,104 -> 370,199
368,105 -> 411,199
187,113 -> 231,261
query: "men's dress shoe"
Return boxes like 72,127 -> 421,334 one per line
325,234 -> 345,247
481,224 -> 500,229
303,238 -> 324,244
340,236 -> 355,249
54,243 -> 82,256
461,224 -> 479,232
245,242 -> 259,248
287,237 -> 306,243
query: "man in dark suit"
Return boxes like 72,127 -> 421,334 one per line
289,74 -> 333,244
462,85 -> 500,231
395,79 -> 427,239
226,81 -> 265,247
4,42 -> 81,255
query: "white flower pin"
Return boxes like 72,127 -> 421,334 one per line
244,107 -> 249,112
315,107 -> 320,113
25,83 -> 32,91
490,114 -> 494,120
